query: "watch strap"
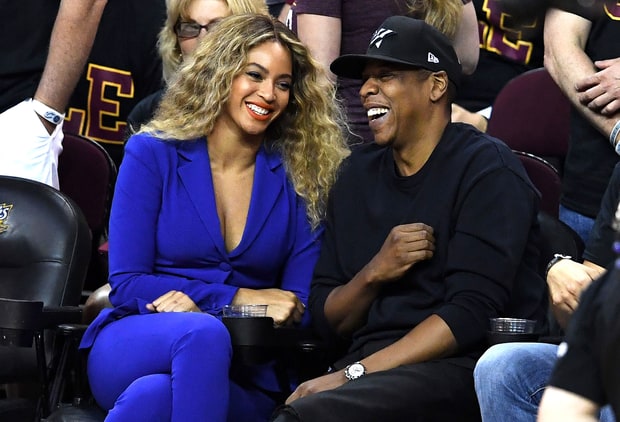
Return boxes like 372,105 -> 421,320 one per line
545,253 -> 572,278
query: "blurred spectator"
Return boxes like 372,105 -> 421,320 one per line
544,1 -> 620,244
0,0 -> 107,189
452,0 -> 548,132
126,0 -> 268,136
474,162 -> 620,422
62,0 -> 167,168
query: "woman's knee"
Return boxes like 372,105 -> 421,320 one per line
171,313 -> 232,358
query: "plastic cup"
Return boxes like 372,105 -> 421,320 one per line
489,317 -> 537,334
222,304 -> 268,318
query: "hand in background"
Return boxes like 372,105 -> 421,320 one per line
575,57 -> 620,115
233,288 -> 305,326
546,259 -> 604,329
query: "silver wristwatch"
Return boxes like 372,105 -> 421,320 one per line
344,361 -> 366,381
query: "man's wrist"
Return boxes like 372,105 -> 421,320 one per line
610,119 -> 620,154
30,98 -> 65,126
545,254 -> 572,279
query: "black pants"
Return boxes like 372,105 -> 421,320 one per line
272,357 -> 481,422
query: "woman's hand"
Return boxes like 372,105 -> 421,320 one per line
232,288 -> 305,326
146,290 -> 201,313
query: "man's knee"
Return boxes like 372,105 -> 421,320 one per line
270,406 -> 301,422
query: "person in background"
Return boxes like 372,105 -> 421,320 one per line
80,14 -> 349,421
473,163 -> 620,422
62,0 -> 167,168
293,0 -> 479,145
544,0 -> 620,244
451,0 -> 548,132
538,236 -> 620,420
271,16 -> 546,422
0,0 -> 107,188
126,0 -> 268,134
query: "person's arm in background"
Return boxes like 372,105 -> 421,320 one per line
0,0 -> 107,188
544,8 -> 620,145
34,0 -> 108,134
538,387 -> 600,422
575,57 -> 620,116
296,13 -> 341,83
453,0 -> 479,75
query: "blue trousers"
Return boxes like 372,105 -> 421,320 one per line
559,204 -> 595,246
87,312 -> 277,422
474,342 -> 615,421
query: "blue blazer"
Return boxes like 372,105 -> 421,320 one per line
81,133 -> 321,351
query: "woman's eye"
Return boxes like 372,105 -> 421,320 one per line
246,71 -> 262,80
277,81 -> 291,91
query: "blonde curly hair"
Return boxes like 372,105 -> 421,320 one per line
143,14 -> 350,229
406,0 -> 463,40
159,0 -> 269,82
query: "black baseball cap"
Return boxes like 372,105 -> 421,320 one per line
330,15 -> 462,87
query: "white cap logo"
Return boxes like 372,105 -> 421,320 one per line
370,28 -> 395,49
427,52 -> 439,64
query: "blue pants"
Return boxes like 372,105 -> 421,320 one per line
474,342 -> 615,421
87,312 -> 277,422
559,204 -> 595,246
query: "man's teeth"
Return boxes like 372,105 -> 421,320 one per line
248,104 -> 269,115
367,107 -> 389,119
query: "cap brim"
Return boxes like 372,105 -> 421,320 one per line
330,54 -> 425,80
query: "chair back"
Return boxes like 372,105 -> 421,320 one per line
488,67 -> 570,172
58,132 -> 117,291
515,151 -> 561,218
0,176 -> 91,306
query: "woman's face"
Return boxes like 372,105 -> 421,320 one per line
219,41 -> 293,141
177,0 -> 231,58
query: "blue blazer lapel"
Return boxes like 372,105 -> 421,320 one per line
176,139 -> 227,256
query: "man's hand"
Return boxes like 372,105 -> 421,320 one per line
146,290 -> 201,313
546,259 -> 604,328
575,57 -> 620,115
285,370 -> 347,404
363,223 -> 435,284
233,288 -> 305,326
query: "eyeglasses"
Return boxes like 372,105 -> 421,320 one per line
174,21 -> 217,39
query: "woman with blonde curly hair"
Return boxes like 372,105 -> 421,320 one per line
127,0 -> 268,132
80,13 -> 349,422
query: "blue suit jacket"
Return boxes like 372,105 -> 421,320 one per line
81,133 -> 321,354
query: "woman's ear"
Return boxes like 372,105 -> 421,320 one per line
429,71 -> 449,102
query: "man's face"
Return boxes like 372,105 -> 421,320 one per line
359,61 -> 432,147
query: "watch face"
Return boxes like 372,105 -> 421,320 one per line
346,362 -> 365,379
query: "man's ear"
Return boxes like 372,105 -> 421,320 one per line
429,71 -> 449,102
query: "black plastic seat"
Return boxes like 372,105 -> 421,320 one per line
0,176 -> 91,421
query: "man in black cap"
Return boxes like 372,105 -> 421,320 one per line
271,16 -> 546,421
